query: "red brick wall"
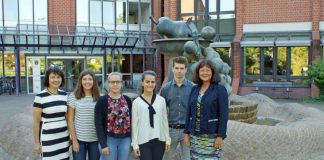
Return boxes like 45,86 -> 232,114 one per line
239,87 -> 311,99
48,0 -> 76,26
164,0 -> 177,20
242,0 -> 311,24
321,0 -> 324,20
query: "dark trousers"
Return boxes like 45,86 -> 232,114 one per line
72,140 -> 100,160
139,138 -> 165,160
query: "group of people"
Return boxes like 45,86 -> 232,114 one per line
32,56 -> 229,160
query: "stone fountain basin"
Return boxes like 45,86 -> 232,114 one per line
153,38 -> 211,56
224,94 -> 324,160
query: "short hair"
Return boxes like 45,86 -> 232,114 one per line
106,72 -> 123,93
44,66 -> 65,87
192,60 -> 220,85
137,70 -> 157,94
74,69 -> 100,101
173,56 -> 188,68
107,72 -> 123,81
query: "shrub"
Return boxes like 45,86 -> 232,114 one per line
308,59 -> 324,95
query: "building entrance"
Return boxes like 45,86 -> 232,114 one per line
47,57 -> 85,92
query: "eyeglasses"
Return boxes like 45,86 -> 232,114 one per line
109,81 -> 122,85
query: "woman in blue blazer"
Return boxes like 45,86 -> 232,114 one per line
184,60 -> 229,159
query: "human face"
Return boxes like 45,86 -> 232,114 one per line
142,75 -> 156,94
172,63 -> 187,79
199,66 -> 212,83
81,74 -> 94,91
48,73 -> 62,89
108,75 -> 122,94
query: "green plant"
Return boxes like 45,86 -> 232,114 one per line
308,59 -> 324,95
303,95 -> 324,104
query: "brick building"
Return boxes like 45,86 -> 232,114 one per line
160,0 -> 323,98
0,0 -> 322,98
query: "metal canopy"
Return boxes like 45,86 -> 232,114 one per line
242,32 -> 312,47
0,24 -> 139,51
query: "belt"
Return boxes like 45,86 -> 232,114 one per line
169,124 -> 185,129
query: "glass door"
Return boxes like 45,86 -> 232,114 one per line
47,58 -> 85,92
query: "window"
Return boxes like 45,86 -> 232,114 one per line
243,46 -> 310,86
220,0 -> 234,11
141,2 -> 150,24
116,1 -> 126,24
243,47 -> 273,83
133,54 -> 143,73
129,2 -> 138,24
77,0 -> 89,26
181,0 -> 194,14
4,53 -> 15,77
179,0 -> 235,41
103,0 -> 115,29
0,0 -> 2,26
90,0 -> 102,26
19,0 -> 33,24
4,0 -> 18,27
244,47 -> 260,75
290,47 -> 308,76
277,47 -> 287,80
290,47 -> 309,86
34,0 -> 47,24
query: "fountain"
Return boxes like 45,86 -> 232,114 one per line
151,17 -> 324,160
151,16 -> 257,123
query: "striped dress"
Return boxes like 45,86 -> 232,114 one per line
33,89 -> 70,160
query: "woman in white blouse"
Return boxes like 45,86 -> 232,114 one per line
132,70 -> 171,160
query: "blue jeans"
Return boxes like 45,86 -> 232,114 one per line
100,136 -> 131,160
73,140 -> 100,160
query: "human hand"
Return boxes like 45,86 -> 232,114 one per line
165,144 -> 171,152
72,141 -> 80,152
34,143 -> 42,154
214,137 -> 223,149
183,134 -> 190,147
102,147 -> 109,155
133,148 -> 141,157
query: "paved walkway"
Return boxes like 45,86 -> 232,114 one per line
0,93 -> 323,159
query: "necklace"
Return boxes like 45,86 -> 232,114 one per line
47,88 -> 58,95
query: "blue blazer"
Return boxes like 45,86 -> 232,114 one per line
184,83 -> 229,138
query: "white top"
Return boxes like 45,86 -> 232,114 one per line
131,94 -> 171,149
67,93 -> 98,142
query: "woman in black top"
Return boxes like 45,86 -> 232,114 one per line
95,72 -> 132,160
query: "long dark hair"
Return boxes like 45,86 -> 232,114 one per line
192,60 -> 220,85
137,70 -> 157,94
74,69 -> 100,101
44,66 -> 65,87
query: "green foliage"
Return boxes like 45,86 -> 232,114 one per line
308,59 -> 324,95
303,95 -> 324,104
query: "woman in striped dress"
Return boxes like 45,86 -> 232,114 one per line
32,66 -> 70,160
67,69 -> 101,160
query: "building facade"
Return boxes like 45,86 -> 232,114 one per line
0,0 -> 159,94
1,0 -> 323,98
162,0 -> 323,98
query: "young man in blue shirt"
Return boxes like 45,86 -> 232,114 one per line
160,56 -> 194,160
